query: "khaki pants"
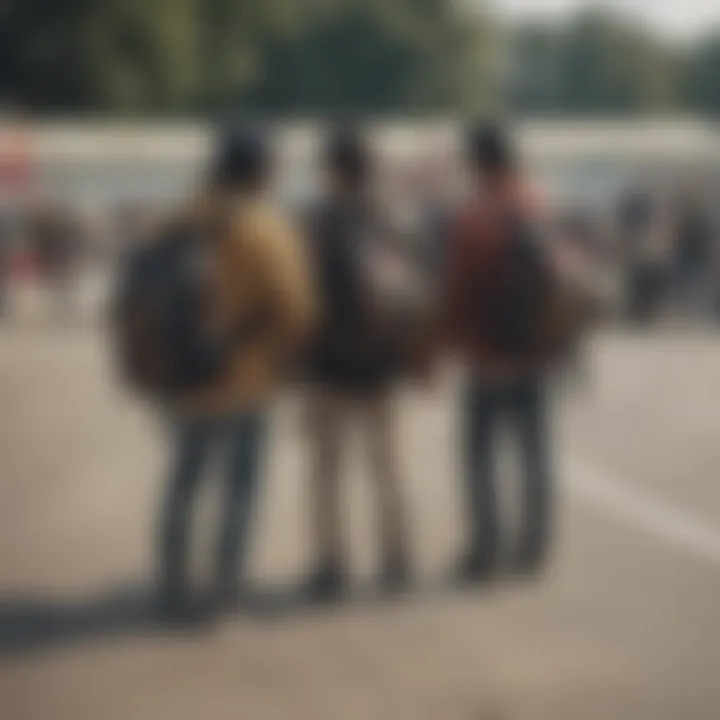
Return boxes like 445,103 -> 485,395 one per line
306,389 -> 407,570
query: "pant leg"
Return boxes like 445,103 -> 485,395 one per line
461,380 -> 499,559
510,379 -> 553,564
159,418 -> 217,595
216,411 -> 267,586
307,391 -> 346,571
0,257 -> 6,317
360,391 -> 408,567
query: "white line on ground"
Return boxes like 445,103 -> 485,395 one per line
564,458 -> 720,568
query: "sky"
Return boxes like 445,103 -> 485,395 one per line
489,0 -> 720,41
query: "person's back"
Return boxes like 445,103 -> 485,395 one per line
444,123 -> 554,580
444,158 -> 546,377
154,124 -> 316,621
302,127 -> 411,600
179,191 -> 315,413
306,190 -> 406,391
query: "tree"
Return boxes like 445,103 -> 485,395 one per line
685,34 -> 720,118
505,23 -> 567,114
0,0 -> 201,113
247,0 -> 495,116
508,11 -> 681,117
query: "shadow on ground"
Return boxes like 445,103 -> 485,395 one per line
0,576 -> 506,658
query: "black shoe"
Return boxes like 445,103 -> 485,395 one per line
154,590 -> 215,628
379,558 -> 411,595
302,564 -> 347,604
212,579 -> 246,613
513,544 -> 548,577
455,547 -> 496,586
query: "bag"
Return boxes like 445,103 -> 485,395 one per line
310,203 -> 433,375
482,215 -> 552,356
113,216 -> 237,397
541,251 -> 606,360
355,219 -> 436,372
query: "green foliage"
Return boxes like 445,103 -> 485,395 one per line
248,0 -> 491,115
508,10 -> 682,116
0,1 -> 717,117
685,34 -> 720,118
0,0 -> 202,112
0,0 -> 492,115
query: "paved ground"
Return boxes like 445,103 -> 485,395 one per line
1,320 -> 719,720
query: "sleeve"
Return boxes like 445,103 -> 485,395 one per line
256,210 -> 319,354
440,214 -> 468,348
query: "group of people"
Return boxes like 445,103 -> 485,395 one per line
115,121 -> 561,623
619,186 -> 720,324
0,201 -> 94,319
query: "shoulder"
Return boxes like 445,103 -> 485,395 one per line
516,181 -> 549,221
232,199 -> 291,240
239,201 -> 307,267
450,198 -> 489,235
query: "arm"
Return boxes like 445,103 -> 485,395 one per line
440,215 -> 469,350
255,210 -> 319,356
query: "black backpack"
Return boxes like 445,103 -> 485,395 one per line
311,202 -> 430,366
484,215 -> 552,356
113,218 -> 237,397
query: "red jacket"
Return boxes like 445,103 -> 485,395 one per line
442,181 -> 544,375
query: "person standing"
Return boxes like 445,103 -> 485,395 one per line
152,125 -> 317,620
673,192 -> 714,321
0,206 -> 13,317
302,126 -> 414,600
443,123 -> 554,580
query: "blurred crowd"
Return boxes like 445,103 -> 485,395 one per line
0,156 -> 718,328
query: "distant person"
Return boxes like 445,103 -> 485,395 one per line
405,161 -> 455,276
553,213 -> 602,383
618,191 -> 669,324
302,126 -> 422,600
32,204 -> 82,319
673,193 -> 714,321
0,207 -> 12,317
443,123 -> 555,579
711,202 -> 720,322
115,124 -> 316,621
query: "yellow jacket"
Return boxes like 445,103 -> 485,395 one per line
178,191 -> 317,416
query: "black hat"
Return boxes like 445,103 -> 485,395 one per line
324,124 -> 372,183
467,121 -> 515,174
212,121 -> 270,189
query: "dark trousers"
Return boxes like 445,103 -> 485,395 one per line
461,377 -> 552,565
628,263 -> 666,323
159,411 -> 266,595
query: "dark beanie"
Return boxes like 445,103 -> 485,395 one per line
324,124 -> 372,184
467,122 -> 515,174
212,122 -> 270,189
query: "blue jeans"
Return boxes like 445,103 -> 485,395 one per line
461,377 -> 552,565
159,411 -> 266,594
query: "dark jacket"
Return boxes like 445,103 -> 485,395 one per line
305,195 -> 404,392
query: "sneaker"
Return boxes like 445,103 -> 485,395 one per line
513,544 -> 548,577
212,579 -> 245,613
154,590 -> 215,628
302,564 -> 347,604
379,558 -> 411,595
454,547 -> 496,586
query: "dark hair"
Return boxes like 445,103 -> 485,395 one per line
619,190 -> 653,232
466,122 -> 515,176
324,125 -> 372,186
211,123 -> 270,190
